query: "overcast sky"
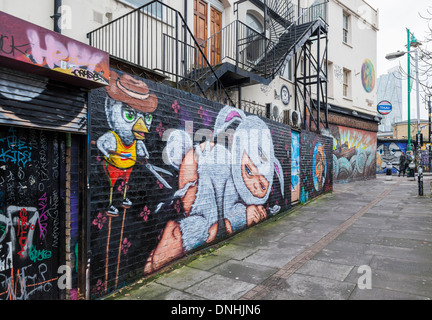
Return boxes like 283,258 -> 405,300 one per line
366,0 -> 432,121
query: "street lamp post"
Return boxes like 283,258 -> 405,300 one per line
407,29 -> 412,153
385,29 -> 423,195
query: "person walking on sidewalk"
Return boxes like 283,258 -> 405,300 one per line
399,152 -> 407,177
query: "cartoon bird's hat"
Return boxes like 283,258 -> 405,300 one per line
106,70 -> 158,113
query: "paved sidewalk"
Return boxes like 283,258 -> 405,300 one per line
107,174 -> 432,300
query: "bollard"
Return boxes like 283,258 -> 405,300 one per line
409,163 -> 416,181
385,163 -> 393,181
418,166 -> 424,196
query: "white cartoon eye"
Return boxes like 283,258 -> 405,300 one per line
122,107 -> 136,123
144,114 -> 153,126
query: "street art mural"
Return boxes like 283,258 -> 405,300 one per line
313,143 -> 327,192
96,71 -> 161,216
361,59 -> 375,93
89,69 -> 290,297
376,141 -> 407,174
0,67 -> 88,133
300,132 -> 333,204
291,131 -> 300,203
331,125 -> 377,182
0,126 -> 66,300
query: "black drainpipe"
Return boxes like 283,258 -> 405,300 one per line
54,0 -> 62,33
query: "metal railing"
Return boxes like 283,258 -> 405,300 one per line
293,0 -> 328,24
270,0 -> 328,76
201,0 -> 328,79
200,20 -> 276,77
240,100 -> 284,123
87,0 -> 234,106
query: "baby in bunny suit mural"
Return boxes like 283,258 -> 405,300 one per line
144,106 -> 284,273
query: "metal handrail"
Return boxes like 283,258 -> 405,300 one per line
87,0 -> 234,106
270,0 -> 328,76
199,20 -> 276,77
200,0 -> 328,79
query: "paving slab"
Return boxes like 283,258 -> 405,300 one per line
184,274 -> 256,300
281,273 -> 357,300
210,260 -> 278,284
155,266 -> 214,290
107,175 -> 432,301
295,259 -> 354,281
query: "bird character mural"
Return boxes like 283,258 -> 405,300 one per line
144,106 -> 284,273
96,71 -> 159,216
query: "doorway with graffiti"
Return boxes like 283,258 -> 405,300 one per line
0,126 -> 67,300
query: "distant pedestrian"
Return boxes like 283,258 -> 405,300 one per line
399,152 -> 407,177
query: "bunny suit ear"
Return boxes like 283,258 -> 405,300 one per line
213,105 -> 246,139
273,158 -> 284,198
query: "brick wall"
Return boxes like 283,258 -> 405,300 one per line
88,69 -> 294,297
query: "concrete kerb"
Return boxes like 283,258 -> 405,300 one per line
104,191 -> 334,300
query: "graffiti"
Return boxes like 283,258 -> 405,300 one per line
96,70 -> 159,216
313,143 -> 327,192
37,193 -> 49,240
90,70 -> 290,297
0,206 -> 39,260
27,29 -> 104,73
0,263 -> 55,300
291,131 -> 300,202
0,127 -> 32,168
17,208 -> 36,258
71,68 -> 106,83
334,65 -> 344,84
144,106 -> 284,273
0,126 -> 66,300
376,141 -> 407,174
331,125 -> 377,181
361,59 -> 376,93
0,11 -> 109,85
0,33 -> 29,57
29,245 -> 52,263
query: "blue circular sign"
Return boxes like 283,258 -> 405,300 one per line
377,100 -> 392,115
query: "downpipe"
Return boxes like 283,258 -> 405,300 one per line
53,0 -> 62,33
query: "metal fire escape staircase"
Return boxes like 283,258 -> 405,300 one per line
198,0 -> 329,132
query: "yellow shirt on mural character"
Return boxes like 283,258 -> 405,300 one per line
104,131 -> 137,169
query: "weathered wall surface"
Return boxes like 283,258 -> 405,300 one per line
88,69 -> 293,297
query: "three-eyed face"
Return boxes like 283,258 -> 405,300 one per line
241,151 -> 270,199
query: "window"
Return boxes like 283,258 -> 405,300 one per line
327,61 -> 334,98
246,13 -> 265,62
343,12 -> 350,44
120,0 -> 163,18
246,13 -> 264,33
343,68 -> 351,98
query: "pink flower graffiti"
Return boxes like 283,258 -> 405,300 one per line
93,279 -> 105,296
140,205 -> 151,222
121,237 -> 131,255
156,122 -> 165,138
172,100 -> 180,113
93,212 -> 107,230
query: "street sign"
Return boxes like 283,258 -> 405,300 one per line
377,100 -> 392,115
